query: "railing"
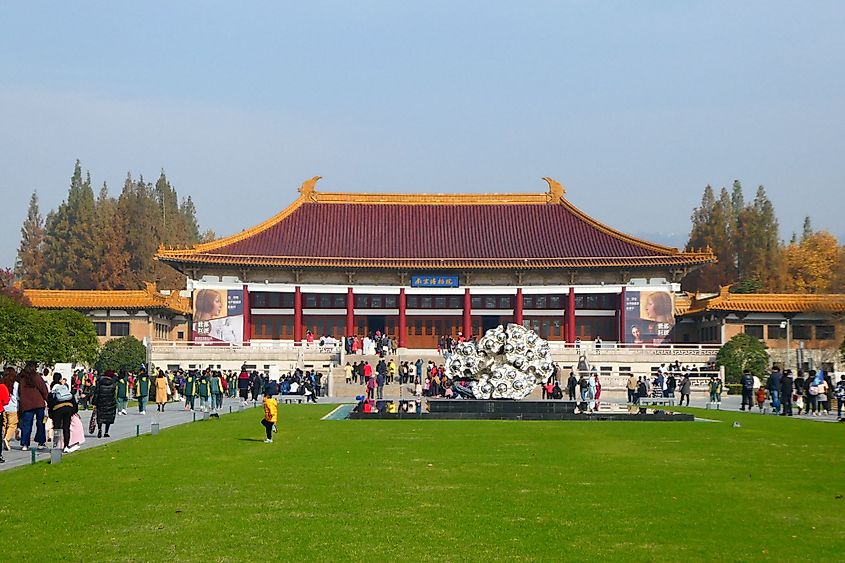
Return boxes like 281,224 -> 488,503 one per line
548,342 -> 721,354
150,340 -> 341,354
577,372 -> 721,389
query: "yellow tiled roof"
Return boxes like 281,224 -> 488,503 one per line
681,286 -> 845,315
24,283 -> 191,315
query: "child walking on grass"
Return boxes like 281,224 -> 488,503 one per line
261,390 -> 278,444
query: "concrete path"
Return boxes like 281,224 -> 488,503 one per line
0,396 -> 264,471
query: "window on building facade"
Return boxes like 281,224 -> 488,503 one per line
93,322 -> 107,337
304,294 -> 318,308
524,295 -> 566,309
767,325 -> 785,339
449,296 -> 462,309
318,294 -> 332,308
435,296 -> 447,309
407,296 -> 419,308
384,295 -> 397,309
744,325 -> 764,339
471,296 -> 482,309
253,293 -> 267,307
815,325 -> 835,340
333,294 -> 347,308
792,325 -> 812,340
575,317 -> 614,340
110,322 -> 130,337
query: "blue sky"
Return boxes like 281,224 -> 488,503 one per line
1,1 -> 843,268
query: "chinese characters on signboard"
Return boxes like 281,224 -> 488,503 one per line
410,275 -> 460,288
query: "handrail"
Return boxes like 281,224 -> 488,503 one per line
548,342 -> 721,351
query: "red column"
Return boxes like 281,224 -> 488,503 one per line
346,287 -> 354,337
462,288 -> 472,337
618,287 -> 626,345
514,288 -> 524,326
398,288 -> 407,348
567,287 -> 576,343
293,286 -> 302,344
242,284 -> 251,344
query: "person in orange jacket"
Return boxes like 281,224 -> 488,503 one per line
261,389 -> 278,444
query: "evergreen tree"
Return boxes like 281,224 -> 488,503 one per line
16,191 -> 45,287
41,161 -> 98,289
735,185 -> 783,291
178,196 -> 201,244
27,160 -> 204,291
90,182 -> 131,289
684,181 -> 785,293
118,173 -> 161,287
153,171 -> 188,288
199,228 -> 218,243
801,216 -> 813,241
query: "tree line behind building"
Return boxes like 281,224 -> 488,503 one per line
12,164 -> 845,294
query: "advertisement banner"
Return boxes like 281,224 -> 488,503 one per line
192,288 -> 244,344
624,290 -> 675,345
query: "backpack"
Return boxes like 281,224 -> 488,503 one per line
53,384 -> 72,402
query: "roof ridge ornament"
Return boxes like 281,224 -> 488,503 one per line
542,177 -> 566,203
298,176 -> 322,201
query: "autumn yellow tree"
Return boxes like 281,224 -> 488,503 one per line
783,230 -> 840,293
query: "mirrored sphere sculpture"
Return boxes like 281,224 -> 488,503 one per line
445,323 -> 553,400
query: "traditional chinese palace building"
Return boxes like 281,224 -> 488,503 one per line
676,287 -> 845,371
24,283 -> 190,344
156,177 -> 716,349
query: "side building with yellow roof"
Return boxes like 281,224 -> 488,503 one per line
676,286 -> 845,372
24,282 -> 191,345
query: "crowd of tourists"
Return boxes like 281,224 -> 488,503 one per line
342,331 -> 398,357
737,367 -> 844,418
344,358 -> 460,399
0,361 -> 337,462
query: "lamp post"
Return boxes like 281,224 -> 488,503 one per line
780,318 -> 792,371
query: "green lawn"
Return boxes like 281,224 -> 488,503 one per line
1,406 -> 844,561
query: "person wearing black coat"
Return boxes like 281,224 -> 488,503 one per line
767,367 -> 783,414
823,373 -> 834,414
740,370 -> 754,411
780,370 -> 794,416
567,372 -> 577,400
92,371 -> 118,437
